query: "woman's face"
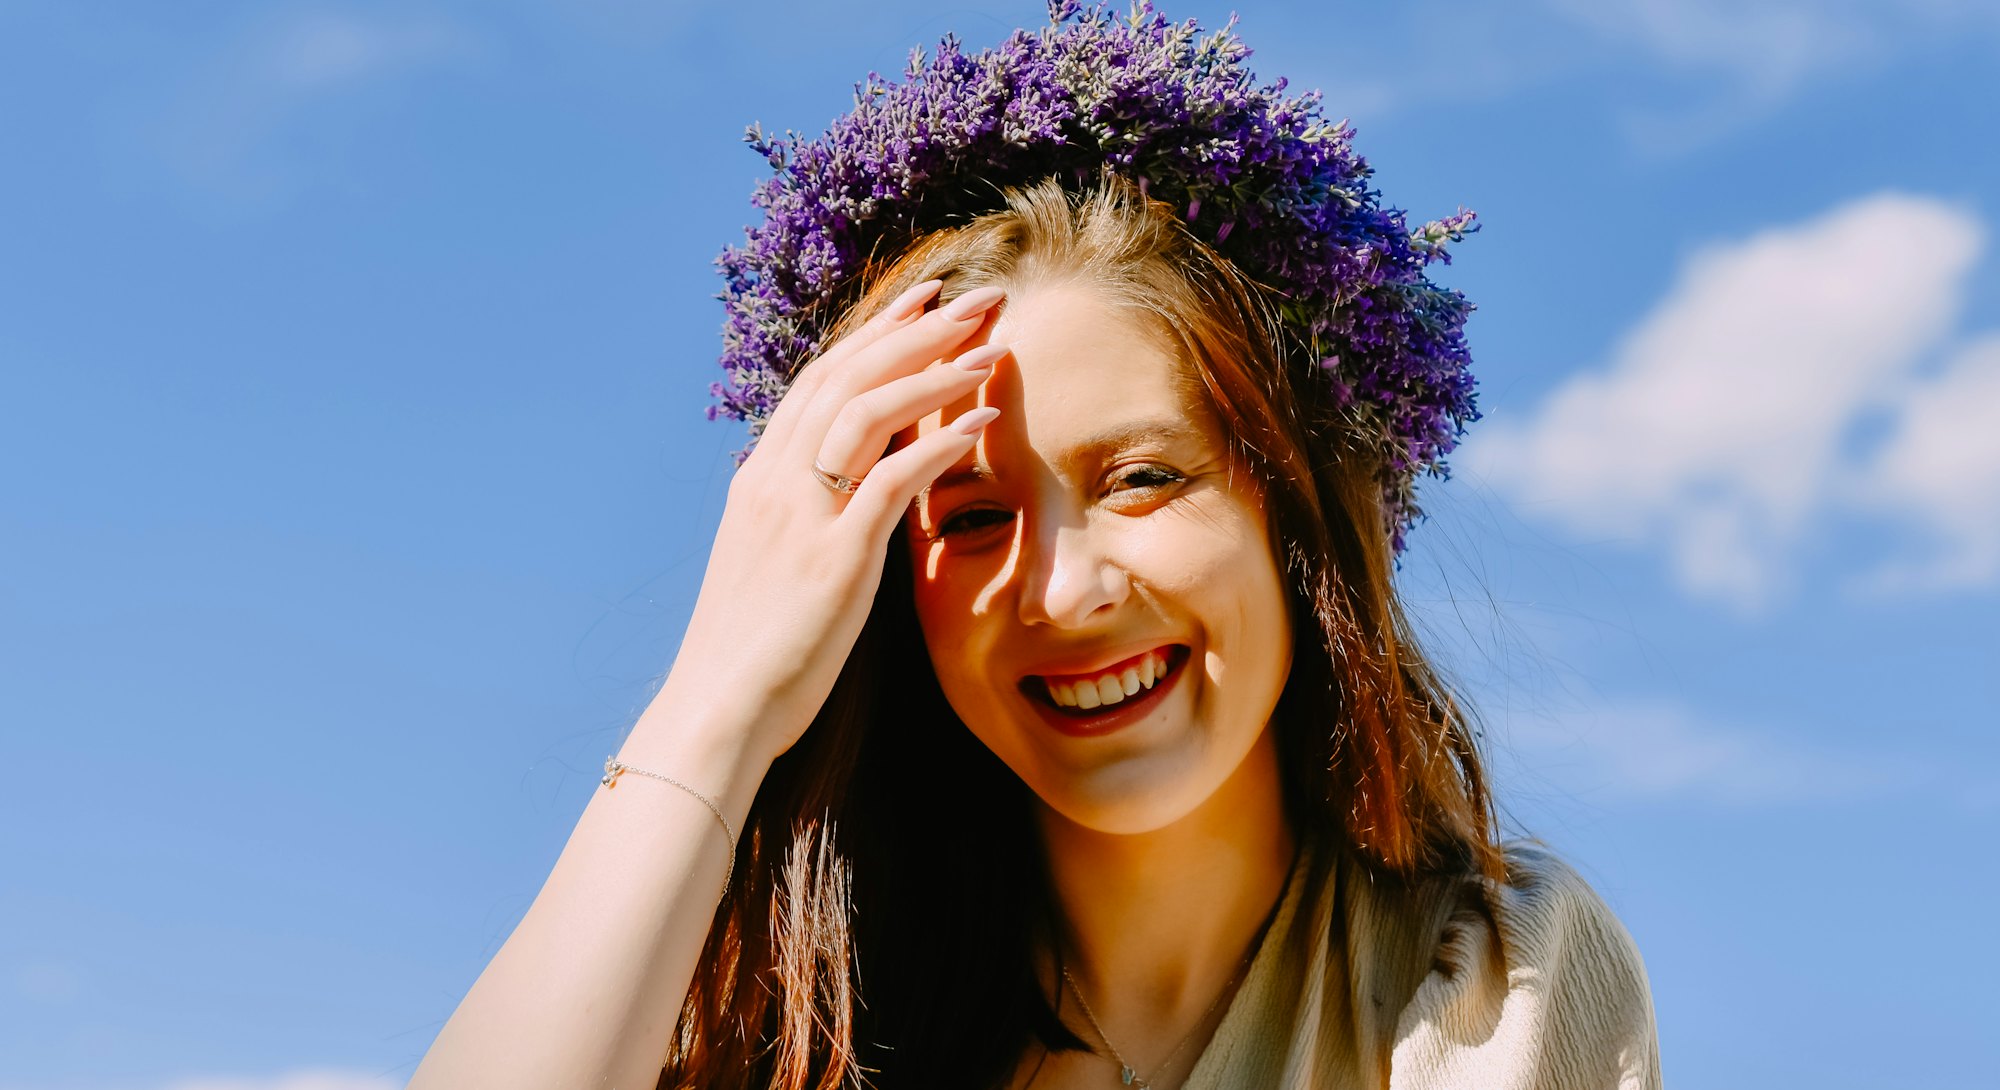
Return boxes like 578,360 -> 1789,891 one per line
897,282 -> 1294,835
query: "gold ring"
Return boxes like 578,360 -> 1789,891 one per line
811,459 -> 865,494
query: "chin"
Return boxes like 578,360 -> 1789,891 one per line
1018,752 -> 1225,836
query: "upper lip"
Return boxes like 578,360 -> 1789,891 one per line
1018,640 -> 1185,683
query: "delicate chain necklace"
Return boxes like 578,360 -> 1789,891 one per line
1044,837 -> 1305,1089
1059,950 -> 1253,1089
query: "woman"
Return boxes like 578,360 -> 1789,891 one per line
410,7 -> 1659,1090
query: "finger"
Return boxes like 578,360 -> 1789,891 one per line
789,285 -> 1007,457
781,278 -> 941,409
814,342 -> 1009,483
841,405 -> 1003,533
759,279 -> 942,456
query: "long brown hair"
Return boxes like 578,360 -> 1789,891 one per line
660,171 -> 1500,1090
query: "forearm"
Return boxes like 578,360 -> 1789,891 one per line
409,696 -> 770,1090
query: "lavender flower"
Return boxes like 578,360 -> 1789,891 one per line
710,0 -> 1481,551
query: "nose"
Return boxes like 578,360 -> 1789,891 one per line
1015,516 -> 1131,628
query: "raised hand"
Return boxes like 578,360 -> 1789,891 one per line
656,279 -> 1007,764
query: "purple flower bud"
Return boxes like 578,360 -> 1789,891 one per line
708,0 -> 1479,551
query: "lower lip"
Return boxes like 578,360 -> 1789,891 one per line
1024,646 -> 1192,738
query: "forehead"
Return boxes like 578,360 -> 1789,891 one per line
907,284 -> 1214,459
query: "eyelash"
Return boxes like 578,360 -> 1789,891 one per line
934,465 -> 1186,538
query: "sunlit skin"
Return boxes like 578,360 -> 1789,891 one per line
894,282 -> 1300,1083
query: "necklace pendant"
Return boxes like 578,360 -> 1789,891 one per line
1120,1066 -> 1135,1085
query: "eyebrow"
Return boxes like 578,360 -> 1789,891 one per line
927,416 -> 1206,496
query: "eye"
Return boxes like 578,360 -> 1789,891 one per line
935,507 -> 1013,538
930,465 -> 1187,540
1113,464 -> 1185,493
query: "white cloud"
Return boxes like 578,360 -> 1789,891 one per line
1539,0 -> 2000,153
1494,697 -> 1930,806
1468,191 -> 1992,609
1846,334 -> 2000,590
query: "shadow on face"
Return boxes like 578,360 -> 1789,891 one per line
893,282 -> 1295,835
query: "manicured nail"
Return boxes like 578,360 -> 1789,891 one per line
884,279 -> 944,322
941,286 -> 1006,320
952,343 -> 1009,371
950,406 -> 1001,435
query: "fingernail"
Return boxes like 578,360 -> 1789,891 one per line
884,279 -> 943,322
941,286 -> 1006,320
952,343 -> 1009,371
949,406 -> 1001,435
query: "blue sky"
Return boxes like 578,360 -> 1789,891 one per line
3,2 -> 1996,1088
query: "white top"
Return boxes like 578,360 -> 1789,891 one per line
1182,832 -> 1662,1089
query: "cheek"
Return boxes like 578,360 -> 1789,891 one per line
904,538 -> 980,681
1153,495 -> 1291,662
1137,495 -> 1273,594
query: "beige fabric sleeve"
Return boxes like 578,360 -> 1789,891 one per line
1387,841 -> 1663,1090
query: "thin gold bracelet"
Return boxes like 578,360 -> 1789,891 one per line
601,756 -> 736,904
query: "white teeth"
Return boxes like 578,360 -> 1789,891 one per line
1040,649 -> 1177,711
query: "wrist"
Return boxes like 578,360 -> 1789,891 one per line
623,683 -> 777,799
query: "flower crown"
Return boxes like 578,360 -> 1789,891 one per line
709,0 -> 1481,551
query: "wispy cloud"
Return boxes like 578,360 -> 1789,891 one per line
1279,1 -> 1999,153
11,961 -> 84,1005
1847,334 -> 2000,591
1247,3 -> 1585,125
153,8 -> 481,203
259,10 -> 473,90
1539,0 -> 2000,153
1493,697 -> 1944,807
1467,191 -> 1994,610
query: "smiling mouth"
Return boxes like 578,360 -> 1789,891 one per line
1019,644 -> 1191,718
